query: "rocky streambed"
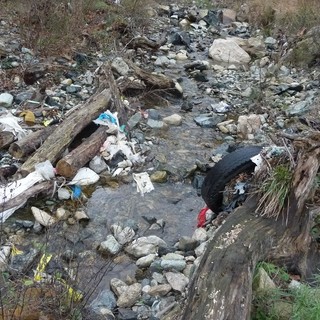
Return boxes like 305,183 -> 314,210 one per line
0,2 -> 320,320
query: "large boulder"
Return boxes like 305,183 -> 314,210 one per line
209,38 -> 251,65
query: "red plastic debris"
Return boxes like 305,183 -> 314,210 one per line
197,206 -> 209,228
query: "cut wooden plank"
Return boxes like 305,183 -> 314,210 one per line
19,88 -> 112,175
55,126 -> 108,178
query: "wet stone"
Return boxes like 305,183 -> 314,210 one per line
136,254 -> 157,268
163,114 -> 182,126
125,236 -> 167,258
192,228 -> 208,242
90,289 -> 117,313
0,92 -> 13,107
117,308 -> 138,320
110,278 -> 128,297
15,220 -> 34,229
178,236 -> 199,251
194,113 -> 225,128
165,272 -> 189,293
10,247 -> 39,275
160,259 -> 186,272
117,283 -> 142,308
148,284 -> 172,297
99,235 -> 122,255
150,171 -> 168,183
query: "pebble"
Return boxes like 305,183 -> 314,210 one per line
0,93 -> 14,107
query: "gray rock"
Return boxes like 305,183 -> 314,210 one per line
152,272 -> 166,284
99,235 -> 122,255
264,37 -> 277,47
161,253 -> 184,261
110,278 -> 128,297
195,241 -> 208,257
192,228 -> 208,242
150,171 -> 167,183
163,114 -> 182,126
178,236 -> 199,251
15,90 -> 34,104
237,114 -> 262,139
89,156 -> 108,174
111,224 -> 135,245
117,283 -> 142,308
66,84 -> 82,93
147,109 -> 161,120
286,93 -> 316,116
148,284 -> 172,297
252,267 -> 276,292
90,289 -> 117,312
111,57 -> 130,76
125,236 -> 167,258
117,308 -> 138,320
165,272 -> 189,293
136,254 -> 157,268
15,220 -> 34,228
0,93 -> 14,107
194,113 -> 225,128
128,112 -> 142,129
147,119 -> 165,129
209,39 -> 251,65
154,56 -> 171,67
10,248 -> 39,275
160,259 -> 186,272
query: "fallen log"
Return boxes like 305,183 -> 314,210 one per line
55,126 -> 108,178
125,59 -> 178,91
0,131 -> 15,149
8,126 -> 56,159
18,88 -> 112,175
128,33 -> 167,51
181,137 -> 320,320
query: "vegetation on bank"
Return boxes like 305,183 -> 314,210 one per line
1,0 -> 320,56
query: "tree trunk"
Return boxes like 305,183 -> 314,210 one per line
0,131 -> 15,149
55,126 -> 108,178
18,88 -> 112,175
181,147 -> 320,320
8,126 -> 56,159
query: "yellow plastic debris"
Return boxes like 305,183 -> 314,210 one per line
20,110 -> 36,125
11,245 -> 23,256
34,253 -> 52,282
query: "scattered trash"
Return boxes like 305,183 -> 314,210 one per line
93,110 -> 120,133
34,160 -> 55,180
197,206 -> 209,228
71,185 -> 82,199
68,167 -> 100,186
34,252 -> 83,301
20,110 -> 36,125
0,112 -> 27,139
57,187 -> 71,200
133,172 -> 154,196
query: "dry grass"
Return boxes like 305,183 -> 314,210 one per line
2,0 -> 154,57
197,0 -> 320,36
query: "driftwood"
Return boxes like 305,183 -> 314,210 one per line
125,59 -> 177,91
8,126 -> 56,159
128,33 -> 167,51
18,88 -> 112,175
0,131 -> 15,149
1,181 -> 53,213
55,126 -> 108,178
180,135 -> 320,320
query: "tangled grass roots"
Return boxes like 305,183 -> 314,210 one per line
255,152 -> 294,221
